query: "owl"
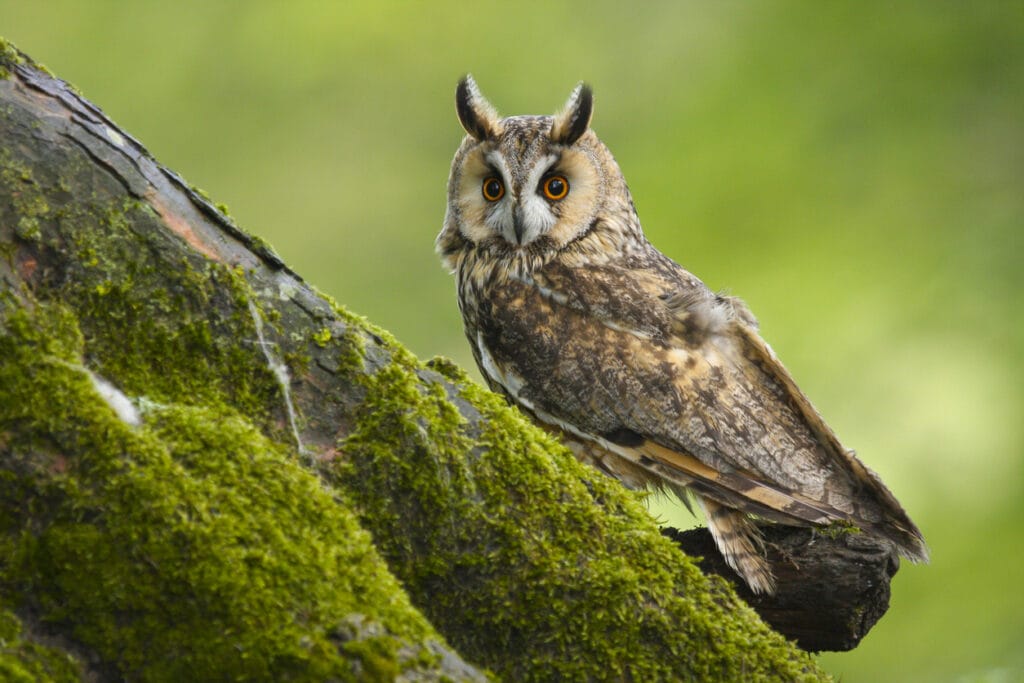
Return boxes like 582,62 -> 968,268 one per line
436,76 -> 927,594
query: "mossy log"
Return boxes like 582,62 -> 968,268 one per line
0,40 -> 852,681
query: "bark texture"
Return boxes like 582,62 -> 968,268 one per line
0,38 -> 880,681
665,525 -> 898,652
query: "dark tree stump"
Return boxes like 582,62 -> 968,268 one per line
664,524 -> 899,651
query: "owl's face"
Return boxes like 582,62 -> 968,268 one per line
438,77 -> 636,274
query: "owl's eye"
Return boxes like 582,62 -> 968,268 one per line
542,175 -> 569,201
482,177 -> 505,202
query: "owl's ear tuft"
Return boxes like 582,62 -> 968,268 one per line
551,83 -> 593,146
456,75 -> 501,141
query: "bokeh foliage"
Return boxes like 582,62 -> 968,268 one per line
2,2 -> 1021,681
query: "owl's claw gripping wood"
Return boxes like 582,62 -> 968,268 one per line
437,75 -> 927,595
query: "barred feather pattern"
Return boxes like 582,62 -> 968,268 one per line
699,497 -> 775,594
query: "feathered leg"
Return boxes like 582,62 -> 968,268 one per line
698,496 -> 775,595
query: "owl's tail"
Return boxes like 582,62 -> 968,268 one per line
697,496 -> 775,595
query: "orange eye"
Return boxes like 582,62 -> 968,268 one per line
482,176 -> 505,201
542,175 -> 569,201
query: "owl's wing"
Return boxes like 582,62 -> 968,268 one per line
477,259 -> 927,562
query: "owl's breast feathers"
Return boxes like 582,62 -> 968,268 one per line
469,255 -> 928,563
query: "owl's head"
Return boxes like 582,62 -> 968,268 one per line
438,76 -> 637,273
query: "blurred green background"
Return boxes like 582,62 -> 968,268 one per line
3,2 -> 1021,680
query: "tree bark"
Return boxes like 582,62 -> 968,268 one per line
664,525 -> 897,652
0,39 -> 882,681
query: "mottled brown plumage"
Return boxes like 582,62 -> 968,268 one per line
437,76 -> 927,594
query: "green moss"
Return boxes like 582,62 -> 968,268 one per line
0,607 -> 81,682
302,291 -> 380,378
332,339 -> 827,681
425,356 -> 470,383
0,37 -> 24,80
0,151 -> 49,241
0,149 -> 287,434
312,326 -> 332,347
191,185 -> 213,202
247,233 -> 271,252
13,216 -> 40,242
820,519 -> 862,538
0,301 -> 466,681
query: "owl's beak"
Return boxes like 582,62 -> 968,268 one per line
512,206 -> 527,245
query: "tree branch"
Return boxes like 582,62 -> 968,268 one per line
1,39 -> 854,680
664,525 -> 898,652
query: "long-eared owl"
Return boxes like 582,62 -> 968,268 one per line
436,75 -> 927,594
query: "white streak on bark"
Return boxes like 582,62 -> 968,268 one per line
248,300 -> 306,458
87,369 -> 141,426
